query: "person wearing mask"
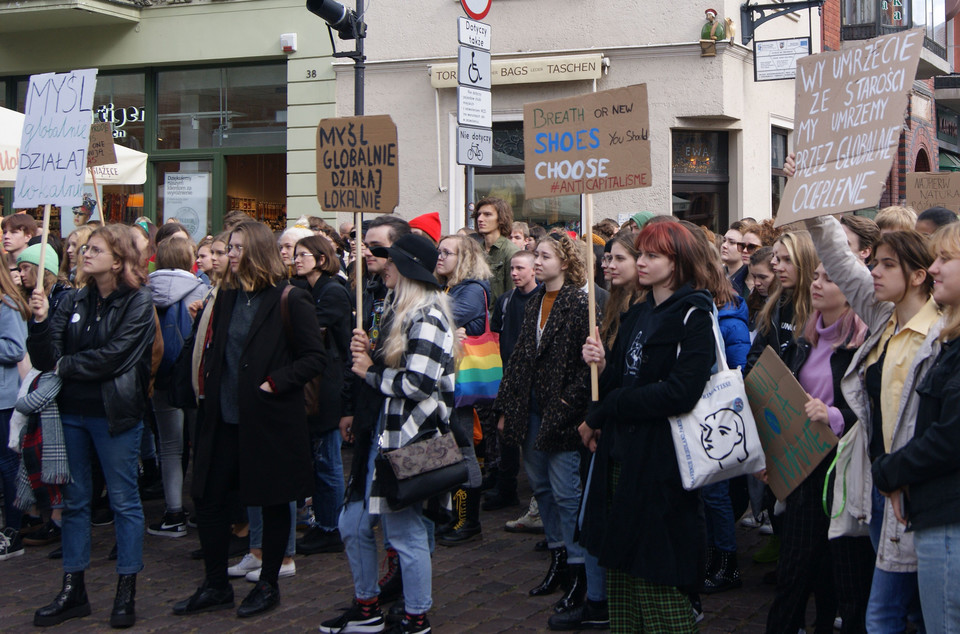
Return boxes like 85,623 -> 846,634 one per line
579,221 -> 719,632
472,197 -> 519,305
495,233 -> 597,622
872,222 -> 960,633
486,250 -> 540,518
433,234 -> 491,546
28,226 -> 156,628
293,235 -> 352,556
174,221 -> 324,619
319,233 -> 456,634
145,238 -> 208,538
0,263 -> 28,561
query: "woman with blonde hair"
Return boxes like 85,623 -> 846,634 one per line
872,222 -> 960,633
319,233 -> 455,634
29,225 -> 156,628
61,225 -> 93,284
433,234 -> 491,546
496,233 -> 597,620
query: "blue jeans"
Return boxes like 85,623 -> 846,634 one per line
867,487 -> 924,633
702,480 -> 738,552
915,523 -> 960,634
0,409 -> 22,531
152,389 -> 184,513
61,415 -> 144,575
338,438 -> 433,614
523,399 -> 584,564
312,428 -> 345,531
249,502 -> 296,558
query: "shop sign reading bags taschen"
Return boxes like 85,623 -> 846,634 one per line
669,308 -> 765,490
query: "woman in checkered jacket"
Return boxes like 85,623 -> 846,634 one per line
320,233 -> 456,634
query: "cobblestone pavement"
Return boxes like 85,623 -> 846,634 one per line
1,473 -> 785,632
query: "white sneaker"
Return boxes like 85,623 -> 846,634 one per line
834,617 -> 843,630
759,519 -> 774,535
246,560 -> 296,582
227,553 -> 262,577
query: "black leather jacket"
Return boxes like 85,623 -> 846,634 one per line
28,284 -> 156,435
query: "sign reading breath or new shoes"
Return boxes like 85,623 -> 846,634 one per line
776,29 -> 923,226
315,115 -> 399,214
523,84 -> 652,199
14,69 -> 98,208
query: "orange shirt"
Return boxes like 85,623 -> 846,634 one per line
539,290 -> 559,329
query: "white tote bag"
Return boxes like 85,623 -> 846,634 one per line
669,307 -> 765,491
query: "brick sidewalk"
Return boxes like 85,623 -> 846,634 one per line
1,477 -> 781,632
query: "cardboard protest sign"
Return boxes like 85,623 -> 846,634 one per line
776,29 -> 922,226
87,122 -> 117,167
905,171 -> 960,214
316,115 -> 399,214
14,69 -> 98,209
744,346 -> 839,501
523,84 -> 651,199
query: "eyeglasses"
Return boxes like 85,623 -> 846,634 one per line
736,242 -> 761,254
293,252 -> 314,261
85,244 -> 111,258
227,244 -> 244,253
437,249 -> 458,259
601,254 -> 614,264
73,210 -> 88,216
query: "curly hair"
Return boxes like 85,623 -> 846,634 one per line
742,219 -> 782,247
87,225 -> 147,290
436,235 -> 492,287
537,233 -> 586,287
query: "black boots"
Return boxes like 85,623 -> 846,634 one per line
553,562 -> 586,613
378,548 -> 403,603
34,571 -> 92,626
110,574 -> 136,628
438,487 -> 482,546
702,549 -> 742,594
530,546 -> 568,596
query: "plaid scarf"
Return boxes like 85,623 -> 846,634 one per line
14,372 -> 68,511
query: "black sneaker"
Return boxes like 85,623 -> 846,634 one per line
147,511 -> 187,538
318,599 -> 385,633
547,599 -> 610,631
386,613 -> 431,634
22,521 -> 61,546
296,526 -> 344,555
0,527 -> 24,561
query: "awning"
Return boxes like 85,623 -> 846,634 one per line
939,150 -> 960,172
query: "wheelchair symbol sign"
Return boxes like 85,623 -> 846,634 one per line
458,46 -> 491,90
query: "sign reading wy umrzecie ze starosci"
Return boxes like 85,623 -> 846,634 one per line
315,115 -> 399,214
523,84 -> 651,199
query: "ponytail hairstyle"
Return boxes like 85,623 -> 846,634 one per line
930,223 -> 960,342
757,230 -> 818,338
536,233 -> 587,287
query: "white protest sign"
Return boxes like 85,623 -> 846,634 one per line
163,173 -> 210,242
777,30 -> 922,226
14,69 -> 98,209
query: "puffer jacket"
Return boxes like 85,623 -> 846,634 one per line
717,294 -> 750,373
806,215 -> 943,573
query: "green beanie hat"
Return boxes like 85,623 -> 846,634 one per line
631,211 -> 655,229
17,243 -> 60,276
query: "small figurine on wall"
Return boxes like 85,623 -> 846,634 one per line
700,8 -> 726,57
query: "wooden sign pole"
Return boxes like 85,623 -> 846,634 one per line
37,204 -> 52,296
585,193 -> 598,401
355,211 -> 363,331
90,169 -> 103,222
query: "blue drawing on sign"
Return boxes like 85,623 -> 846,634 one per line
700,409 -> 748,469
764,408 -> 781,435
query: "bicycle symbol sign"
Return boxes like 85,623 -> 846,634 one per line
458,46 -> 491,90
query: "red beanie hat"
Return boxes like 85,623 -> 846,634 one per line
409,212 -> 442,244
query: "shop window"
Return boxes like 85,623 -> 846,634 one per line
843,0 -> 877,25
157,65 -> 286,150
672,130 -> 729,232
472,121 -> 581,232
94,74 -> 146,152
772,128 -> 789,217
156,160 -> 214,241
226,154 -> 287,233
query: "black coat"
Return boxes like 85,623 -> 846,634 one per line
873,337 -> 960,531
192,283 -> 326,506
28,284 -> 155,435
580,285 -> 715,589
494,283 -> 598,453
305,275 -> 353,434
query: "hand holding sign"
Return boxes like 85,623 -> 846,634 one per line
776,30 -> 922,226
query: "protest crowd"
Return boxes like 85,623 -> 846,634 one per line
2,176 -> 960,634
